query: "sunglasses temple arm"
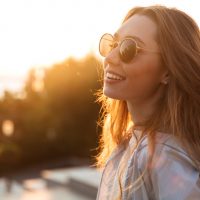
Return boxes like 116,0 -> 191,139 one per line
138,46 -> 160,53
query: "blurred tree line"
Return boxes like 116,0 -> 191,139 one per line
0,54 -> 102,174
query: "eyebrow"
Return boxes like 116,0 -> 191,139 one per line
114,32 -> 145,45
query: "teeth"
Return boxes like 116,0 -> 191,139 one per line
106,72 -> 123,80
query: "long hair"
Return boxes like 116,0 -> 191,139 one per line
96,4 -> 200,173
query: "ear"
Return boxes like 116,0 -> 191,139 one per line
160,71 -> 170,85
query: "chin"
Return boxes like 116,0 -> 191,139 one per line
103,87 -> 124,100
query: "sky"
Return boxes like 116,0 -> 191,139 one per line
0,0 -> 200,94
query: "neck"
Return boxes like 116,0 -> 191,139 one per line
127,101 -> 155,126
127,84 -> 165,126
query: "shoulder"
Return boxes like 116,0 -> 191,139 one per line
135,132 -> 196,169
135,132 -> 200,200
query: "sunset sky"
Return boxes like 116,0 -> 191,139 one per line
0,0 -> 200,94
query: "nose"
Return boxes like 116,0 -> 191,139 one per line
104,47 -> 121,67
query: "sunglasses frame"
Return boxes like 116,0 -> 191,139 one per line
99,33 -> 160,63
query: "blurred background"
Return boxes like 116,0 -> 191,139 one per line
0,0 -> 199,199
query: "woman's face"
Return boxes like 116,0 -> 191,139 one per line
103,14 -> 167,104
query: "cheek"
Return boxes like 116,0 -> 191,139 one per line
125,58 -> 163,95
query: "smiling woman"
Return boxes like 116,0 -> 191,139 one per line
96,5 -> 200,200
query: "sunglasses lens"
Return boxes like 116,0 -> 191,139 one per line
120,39 -> 137,63
99,34 -> 114,57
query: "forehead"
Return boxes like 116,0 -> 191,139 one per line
116,14 -> 158,47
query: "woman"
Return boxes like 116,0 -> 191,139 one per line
96,5 -> 200,200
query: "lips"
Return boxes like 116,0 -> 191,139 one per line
105,71 -> 125,81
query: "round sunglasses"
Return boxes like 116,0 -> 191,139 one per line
99,33 -> 159,63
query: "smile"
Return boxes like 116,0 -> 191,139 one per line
106,72 -> 125,81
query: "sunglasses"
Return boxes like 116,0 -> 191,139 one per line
99,33 -> 159,63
